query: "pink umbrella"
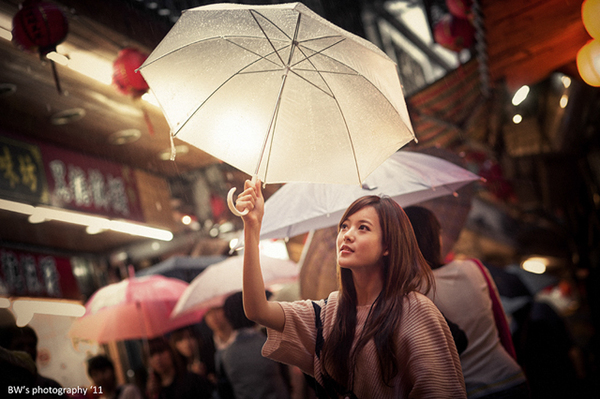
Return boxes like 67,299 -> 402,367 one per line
69,269 -> 205,343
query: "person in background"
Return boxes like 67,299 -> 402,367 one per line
0,345 -> 37,398
0,324 -> 63,398
237,179 -> 466,398
204,307 -> 237,399
404,205 -> 529,399
169,327 -> 209,378
145,336 -> 214,399
219,290 -> 291,399
86,355 -> 144,399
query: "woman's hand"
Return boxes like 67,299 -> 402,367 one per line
238,178 -> 264,230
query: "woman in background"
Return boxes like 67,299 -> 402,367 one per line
145,337 -> 214,399
404,205 -> 529,399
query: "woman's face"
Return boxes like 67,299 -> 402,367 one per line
174,331 -> 197,358
149,347 -> 173,375
204,307 -> 229,333
337,205 -> 388,271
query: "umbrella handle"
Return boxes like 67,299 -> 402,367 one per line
227,175 -> 258,217
227,186 -> 249,217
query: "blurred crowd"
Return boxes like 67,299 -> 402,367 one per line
1,222 -> 597,399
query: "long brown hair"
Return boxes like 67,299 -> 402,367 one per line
403,206 -> 444,269
321,196 -> 434,389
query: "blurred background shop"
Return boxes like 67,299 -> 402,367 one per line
0,0 -> 599,397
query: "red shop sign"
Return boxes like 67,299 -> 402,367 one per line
0,247 -> 80,300
39,143 -> 145,222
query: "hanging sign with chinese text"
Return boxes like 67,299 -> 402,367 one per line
0,135 -> 49,204
39,142 -> 145,222
0,247 -> 81,299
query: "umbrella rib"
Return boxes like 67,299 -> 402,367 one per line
292,42 -> 363,182
224,37 -> 286,69
292,42 -> 406,132
290,38 -> 347,68
141,35 -> 287,69
173,56 -> 275,136
249,10 -> 303,180
249,9 -> 290,67
173,77 -> 233,136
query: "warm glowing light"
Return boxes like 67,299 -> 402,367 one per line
512,85 -> 530,106
142,91 -> 160,107
577,40 -> 600,87
46,51 -> 69,66
181,215 -> 192,225
0,199 -> 34,215
512,114 -> 523,124
0,198 -> 172,241
159,145 -> 189,160
61,45 -> 113,85
259,239 -> 290,260
0,12 -> 12,41
522,257 -> 548,274
12,299 -> 86,327
28,213 -> 46,224
559,95 -> 569,108
582,0 -> 600,39
86,225 -> 105,235
561,76 -> 572,88
109,221 -> 174,241
0,298 -> 10,308
0,28 -> 10,41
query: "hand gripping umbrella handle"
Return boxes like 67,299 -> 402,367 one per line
227,175 -> 257,217
227,186 -> 249,217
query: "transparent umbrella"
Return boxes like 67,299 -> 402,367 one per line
172,254 -> 299,317
256,150 -> 482,241
138,2 -> 415,215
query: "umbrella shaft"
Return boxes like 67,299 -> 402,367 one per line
255,68 -> 290,177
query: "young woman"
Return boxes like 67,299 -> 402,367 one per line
170,327 -> 207,377
236,179 -> 466,398
145,337 -> 214,399
404,206 -> 530,399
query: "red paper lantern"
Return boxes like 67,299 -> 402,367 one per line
112,47 -> 150,98
446,0 -> 473,20
433,14 -> 475,52
11,0 -> 68,56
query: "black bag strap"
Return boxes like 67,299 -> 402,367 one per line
312,300 -> 325,359
308,299 -> 358,399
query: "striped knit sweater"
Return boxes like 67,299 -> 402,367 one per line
263,291 -> 466,398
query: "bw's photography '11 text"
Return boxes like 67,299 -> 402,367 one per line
7,385 -> 102,396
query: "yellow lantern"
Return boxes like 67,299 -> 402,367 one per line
577,39 -> 600,87
582,0 -> 600,39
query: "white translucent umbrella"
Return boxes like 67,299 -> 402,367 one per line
172,255 -> 299,317
257,150 -> 482,240
138,2 -> 415,215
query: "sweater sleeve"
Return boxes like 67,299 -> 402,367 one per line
399,293 -> 467,399
262,298 -> 323,376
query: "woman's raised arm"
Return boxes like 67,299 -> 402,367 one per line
237,178 -> 285,331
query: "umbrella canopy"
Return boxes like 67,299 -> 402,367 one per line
257,150 -> 481,240
135,255 -> 227,283
138,2 -> 414,186
172,255 -> 299,317
69,273 -> 205,343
